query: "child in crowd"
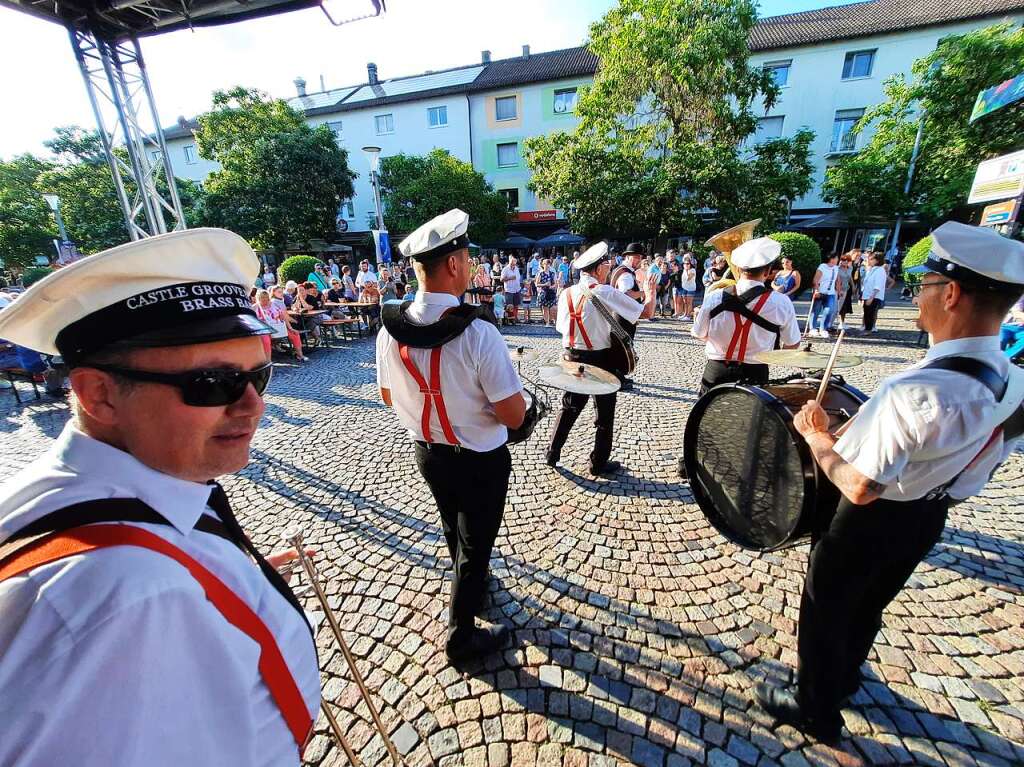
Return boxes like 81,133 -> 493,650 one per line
492,291 -> 506,326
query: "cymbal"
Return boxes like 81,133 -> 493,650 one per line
539,360 -> 621,394
754,347 -> 863,369
509,345 -> 540,363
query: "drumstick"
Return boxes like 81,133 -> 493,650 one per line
803,295 -> 816,338
815,329 -> 846,404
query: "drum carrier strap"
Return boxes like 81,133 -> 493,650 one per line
0,499 -> 314,755
566,290 -> 593,350
708,285 -> 780,362
920,356 -> 1024,500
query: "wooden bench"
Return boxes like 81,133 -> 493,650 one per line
1,368 -> 42,404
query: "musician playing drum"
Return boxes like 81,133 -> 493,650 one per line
755,223 -> 1024,744
376,209 -> 526,665
679,237 -> 801,478
546,242 -> 657,475
0,230 -> 319,765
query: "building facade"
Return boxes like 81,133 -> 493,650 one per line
159,0 -> 1024,252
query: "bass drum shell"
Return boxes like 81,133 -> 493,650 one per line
683,380 -> 867,551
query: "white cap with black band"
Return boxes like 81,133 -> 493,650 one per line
906,221 -> 1024,291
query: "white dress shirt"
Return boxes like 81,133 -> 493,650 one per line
815,264 -> 839,295
376,291 -> 523,452
835,336 -> 1023,501
692,278 -> 801,361
614,267 -> 639,294
501,266 -> 522,294
861,265 -> 887,301
557,274 -> 644,351
0,424 -> 319,767
355,268 -> 378,288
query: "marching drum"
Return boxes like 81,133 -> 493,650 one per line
683,379 -> 867,551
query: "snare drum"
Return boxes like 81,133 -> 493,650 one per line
683,379 -> 867,551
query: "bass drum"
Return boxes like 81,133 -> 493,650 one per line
683,380 -> 867,551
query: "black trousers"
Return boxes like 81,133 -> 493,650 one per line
862,300 -> 881,332
547,348 -> 618,470
414,442 -> 511,642
699,359 -> 769,395
797,494 -> 949,721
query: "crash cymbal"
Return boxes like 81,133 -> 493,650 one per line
509,345 -> 540,363
754,346 -> 863,369
539,360 -> 621,394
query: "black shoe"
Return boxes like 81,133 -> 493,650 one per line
545,451 -> 559,468
753,683 -> 842,745
677,456 -> 688,479
446,625 -> 509,664
589,460 -> 621,477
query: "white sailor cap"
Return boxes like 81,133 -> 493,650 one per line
398,208 -> 470,262
907,221 -> 1024,290
731,237 -> 782,270
572,241 -> 610,270
0,228 -> 269,365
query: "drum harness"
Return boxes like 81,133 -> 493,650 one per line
707,284 -> 781,364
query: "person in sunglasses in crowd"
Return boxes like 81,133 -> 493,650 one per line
0,229 -> 319,766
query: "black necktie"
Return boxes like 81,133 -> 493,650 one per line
206,482 -> 314,638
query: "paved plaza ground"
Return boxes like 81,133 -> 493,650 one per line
1,299 -> 1022,767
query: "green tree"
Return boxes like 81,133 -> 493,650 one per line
525,0 -> 814,238
0,155 -> 56,269
196,87 -> 356,253
823,23 -> 1024,225
377,150 -> 509,244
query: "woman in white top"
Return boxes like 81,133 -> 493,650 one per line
811,253 -> 840,338
679,258 -> 698,320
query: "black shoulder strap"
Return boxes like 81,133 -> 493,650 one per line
382,300 -> 491,348
708,285 -> 781,335
0,498 -> 236,565
921,357 -> 1007,401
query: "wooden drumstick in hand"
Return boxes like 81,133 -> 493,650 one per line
815,330 -> 846,404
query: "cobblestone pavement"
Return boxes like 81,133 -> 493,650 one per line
1,299 -> 1022,767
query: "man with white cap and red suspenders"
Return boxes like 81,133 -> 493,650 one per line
756,223 -> 1024,744
546,241 -> 657,475
0,229 -> 319,766
376,208 -> 526,665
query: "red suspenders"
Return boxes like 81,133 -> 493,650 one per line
566,291 -> 593,350
725,291 -> 772,363
0,525 -> 314,754
397,343 -> 460,445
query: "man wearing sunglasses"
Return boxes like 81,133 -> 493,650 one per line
754,222 -> 1024,745
0,229 -> 319,766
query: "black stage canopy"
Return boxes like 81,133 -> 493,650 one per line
1,0 -> 382,41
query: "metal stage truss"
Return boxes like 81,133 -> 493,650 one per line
2,1 -> 385,239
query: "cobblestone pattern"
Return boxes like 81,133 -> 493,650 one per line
1,300 -> 1022,767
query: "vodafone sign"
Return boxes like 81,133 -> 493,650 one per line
514,210 -> 558,222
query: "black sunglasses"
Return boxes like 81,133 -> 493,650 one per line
88,362 -> 273,407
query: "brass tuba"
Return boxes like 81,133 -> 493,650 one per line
704,218 -> 760,292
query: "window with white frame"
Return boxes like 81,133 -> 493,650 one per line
753,115 -> 784,143
830,108 -> 865,152
553,88 -> 578,114
428,106 -> 448,128
495,95 -> 517,121
496,142 -> 519,168
763,60 -> 791,87
183,144 -> 197,164
499,188 -> 519,211
842,50 -> 875,80
374,113 -> 394,135
150,150 -> 162,164
325,120 -> 343,138
341,199 -> 355,218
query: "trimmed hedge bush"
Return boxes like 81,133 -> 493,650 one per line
21,267 -> 54,288
278,255 -> 321,286
902,235 -> 932,285
767,232 -> 821,297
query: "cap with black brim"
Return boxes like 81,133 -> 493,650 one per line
399,208 -> 471,263
906,221 -> 1024,292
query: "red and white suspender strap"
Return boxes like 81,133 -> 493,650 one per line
725,291 -> 772,363
0,525 -> 314,754
566,291 -> 593,350
397,343 -> 460,445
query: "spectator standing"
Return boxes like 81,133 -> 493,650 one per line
835,254 -> 854,331
355,259 -> 377,290
501,256 -> 522,324
810,253 -> 840,338
556,256 -> 571,294
492,291 -> 506,325
679,257 -> 698,320
379,268 -> 399,302
527,252 -> 541,281
262,266 -> 276,286
473,264 -> 492,304
328,258 -> 340,278
537,258 -> 557,326
860,252 -> 888,334
341,265 -> 358,301
772,257 -> 802,299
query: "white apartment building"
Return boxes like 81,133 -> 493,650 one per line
160,0 -> 1024,251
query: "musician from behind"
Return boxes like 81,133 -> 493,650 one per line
546,242 -> 657,476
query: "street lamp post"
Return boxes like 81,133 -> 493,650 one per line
42,194 -> 69,242
361,145 -> 389,263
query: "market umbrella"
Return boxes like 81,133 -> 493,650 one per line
493,232 -> 536,250
535,228 -> 585,248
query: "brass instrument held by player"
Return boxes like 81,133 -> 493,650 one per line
282,529 -> 403,767
705,218 -> 761,292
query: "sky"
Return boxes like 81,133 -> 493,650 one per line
0,0 -> 857,158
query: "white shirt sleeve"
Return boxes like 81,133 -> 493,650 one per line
376,328 -> 391,389
594,285 -> 643,324
779,300 -> 802,346
474,322 -> 524,403
614,272 -> 635,293
692,289 -> 722,340
833,384 -> 927,483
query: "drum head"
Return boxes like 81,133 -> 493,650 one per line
683,385 -> 816,551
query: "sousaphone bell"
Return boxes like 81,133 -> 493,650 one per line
705,218 -> 760,292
